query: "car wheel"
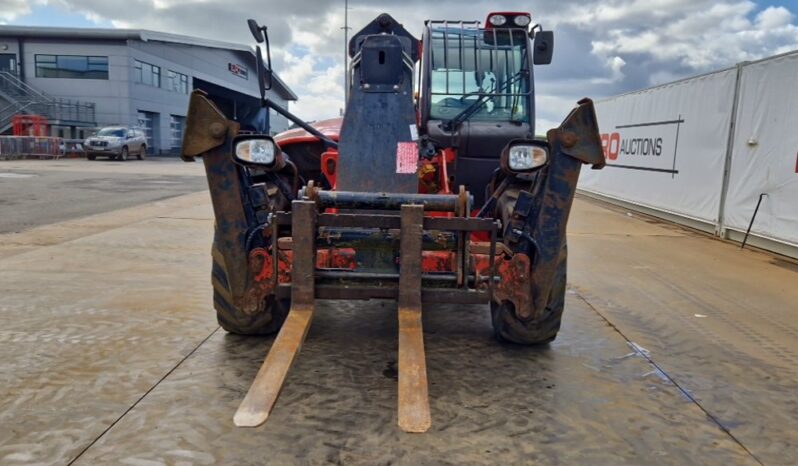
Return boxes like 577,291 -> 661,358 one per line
87,154 -> 96,160
137,145 -> 146,160
119,146 -> 128,161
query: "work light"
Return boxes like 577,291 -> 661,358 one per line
513,15 -> 532,27
234,137 -> 278,167
501,140 -> 549,173
488,14 -> 507,26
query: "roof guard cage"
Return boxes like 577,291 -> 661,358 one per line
426,21 -> 530,111
425,19 -> 482,29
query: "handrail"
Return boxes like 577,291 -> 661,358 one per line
0,72 -> 53,102
0,71 -> 96,129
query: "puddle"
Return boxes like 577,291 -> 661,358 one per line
382,360 -> 398,380
628,341 -> 651,358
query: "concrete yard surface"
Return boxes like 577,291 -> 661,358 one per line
0,158 -> 207,235
0,159 -> 796,465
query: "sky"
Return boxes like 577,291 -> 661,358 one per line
3,0 -> 798,129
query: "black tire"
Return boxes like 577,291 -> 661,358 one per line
211,230 -> 289,335
137,145 -> 146,160
87,154 -> 96,160
490,244 -> 568,345
118,146 -> 128,161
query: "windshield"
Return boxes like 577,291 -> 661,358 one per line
97,128 -> 126,137
428,27 -> 530,123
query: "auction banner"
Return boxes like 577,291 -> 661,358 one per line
579,69 -> 738,224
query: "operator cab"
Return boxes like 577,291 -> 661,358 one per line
419,12 -> 552,204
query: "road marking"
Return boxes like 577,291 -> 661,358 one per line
66,326 -> 220,465
0,172 -> 36,178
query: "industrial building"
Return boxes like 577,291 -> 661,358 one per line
0,26 -> 297,153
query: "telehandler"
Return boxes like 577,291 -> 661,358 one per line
182,11 -> 604,432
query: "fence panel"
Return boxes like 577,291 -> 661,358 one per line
0,136 -> 64,159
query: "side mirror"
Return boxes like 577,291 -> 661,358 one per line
533,30 -> 554,65
251,19 -> 273,98
247,19 -> 264,43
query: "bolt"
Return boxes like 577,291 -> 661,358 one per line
562,131 -> 578,148
209,122 -> 225,138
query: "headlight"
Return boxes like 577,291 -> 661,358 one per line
488,14 -> 507,27
502,141 -> 548,173
514,15 -> 531,27
235,138 -> 276,166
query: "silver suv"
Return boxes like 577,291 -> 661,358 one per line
84,126 -> 147,161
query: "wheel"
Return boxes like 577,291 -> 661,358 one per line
137,145 -> 146,160
118,146 -> 129,161
211,230 -> 288,335
87,154 -> 96,160
490,244 -> 568,345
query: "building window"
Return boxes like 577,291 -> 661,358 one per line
35,55 -> 108,79
167,70 -> 189,94
134,60 -> 160,87
169,115 -> 185,148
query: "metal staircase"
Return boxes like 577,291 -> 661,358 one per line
0,72 -> 96,134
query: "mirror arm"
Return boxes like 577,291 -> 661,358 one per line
250,18 -> 335,149
262,28 -> 273,90
262,98 -> 338,150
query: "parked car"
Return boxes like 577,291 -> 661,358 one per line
84,127 -> 147,161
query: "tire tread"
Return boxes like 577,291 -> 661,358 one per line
211,233 -> 287,335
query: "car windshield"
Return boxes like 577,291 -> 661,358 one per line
428,27 -> 530,123
97,128 -> 126,137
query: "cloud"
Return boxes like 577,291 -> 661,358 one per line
7,0 -> 798,125
0,0 -> 46,22
584,1 -> 798,88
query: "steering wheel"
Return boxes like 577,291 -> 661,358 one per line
438,97 -> 469,108
459,92 -> 484,104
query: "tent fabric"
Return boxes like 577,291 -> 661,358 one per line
577,51 -> 798,250
579,69 -> 737,224
723,54 -> 798,246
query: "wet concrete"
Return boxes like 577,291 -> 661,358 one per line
0,167 -> 795,464
568,198 -> 798,465
0,195 -> 217,465
0,158 -> 206,234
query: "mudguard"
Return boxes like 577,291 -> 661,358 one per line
181,91 -> 266,313
501,98 -> 604,320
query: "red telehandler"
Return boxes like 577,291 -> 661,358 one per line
182,11 -> 604,432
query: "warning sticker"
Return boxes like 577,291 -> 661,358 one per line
409,124 -> 419,141
396,142 -> 418,174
